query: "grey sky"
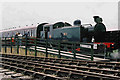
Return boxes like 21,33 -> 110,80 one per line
2,2 -> 118,31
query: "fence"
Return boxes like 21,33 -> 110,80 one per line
1,36 -> 107,61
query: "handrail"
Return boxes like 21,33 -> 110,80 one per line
1,36 -> 107,61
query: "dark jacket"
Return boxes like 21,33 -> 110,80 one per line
94,23 -> 106,42
94,23 -> 106,33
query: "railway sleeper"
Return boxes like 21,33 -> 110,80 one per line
69,73 -> 87,80
25,65 -> 35,70
17,75 -> 33,80
33,72 -> 46,80
114,66 -> 120,70
5,71 -> 16,75
43,76 -> 64,80
44,59 -> 54,63
42,65 -> 52,68
77,63 -> 87,66
34,71 -> 65,80
21,62 -> 27,65
86,63 -> 98,67
77,67 -> 92,71
65,65 -> 79,70
31,58 -> 40,61
11,63 -> 18,66
53,60 -> 62,63
33,67 -> 45,73
69,62 -> 78,65
4,61 -> 11,65
11,73 -> 23,78
0,68 -> 10,73
24,70 -> 35,77
85,76 -> 105,80
98,65 -> 113,69
56,70 -> 70,78
59,61 -> 70,64
17,64 -> 25,68
44,68 -> 57,75
16,68 -> 25,74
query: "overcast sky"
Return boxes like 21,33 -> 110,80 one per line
2,1 -> 119,31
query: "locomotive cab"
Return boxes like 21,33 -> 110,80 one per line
42,24 -> 53,39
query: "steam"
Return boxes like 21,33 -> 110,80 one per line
110,50 -> 120,59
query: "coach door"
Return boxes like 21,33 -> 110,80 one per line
36,23 -> 48,38
44,26 -> 50,39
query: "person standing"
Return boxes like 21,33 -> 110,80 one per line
18,33 -> 22,46
93,16 -> 106,42
15,32 -> 18,45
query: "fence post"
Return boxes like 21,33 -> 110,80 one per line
5,37 -> 7,53
103,44 -> 107,58
17,38 -> 19,54
73,43 -> 76,59
46,39 -> 48,57
11,37 -> 12,53
25,35 -> 27,56
91,44 -> 94,61
58,40 -> 61,58
35,38 -> 37,57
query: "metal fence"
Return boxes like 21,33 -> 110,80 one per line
1,36 -> 107,61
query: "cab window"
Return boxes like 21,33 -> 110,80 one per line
44,26 -> 50,32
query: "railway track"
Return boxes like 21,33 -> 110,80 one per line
0,54 -> 120,80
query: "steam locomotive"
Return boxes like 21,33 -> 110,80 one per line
37,21 -> 120,51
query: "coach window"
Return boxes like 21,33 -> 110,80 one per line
35,29 -> 36,36
28,30 -> 30,36
53,22 -> 64,29
31,30 -> 33,36
29,30 -> 31,36
2,33 -> 3,37
32,29 -> 35,37
22,31 -> 23,35
24,31 -> 25,34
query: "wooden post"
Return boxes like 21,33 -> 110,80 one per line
58,41 -> 61,58
46,39 -> 48,57
11,37 -> 12,53
91,44 -> 94,61
73,43 -> 76,59
17,38 -> 19,54
35,38 -> 37,57
25,35 -> 27,56
5,37 -> 7,53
